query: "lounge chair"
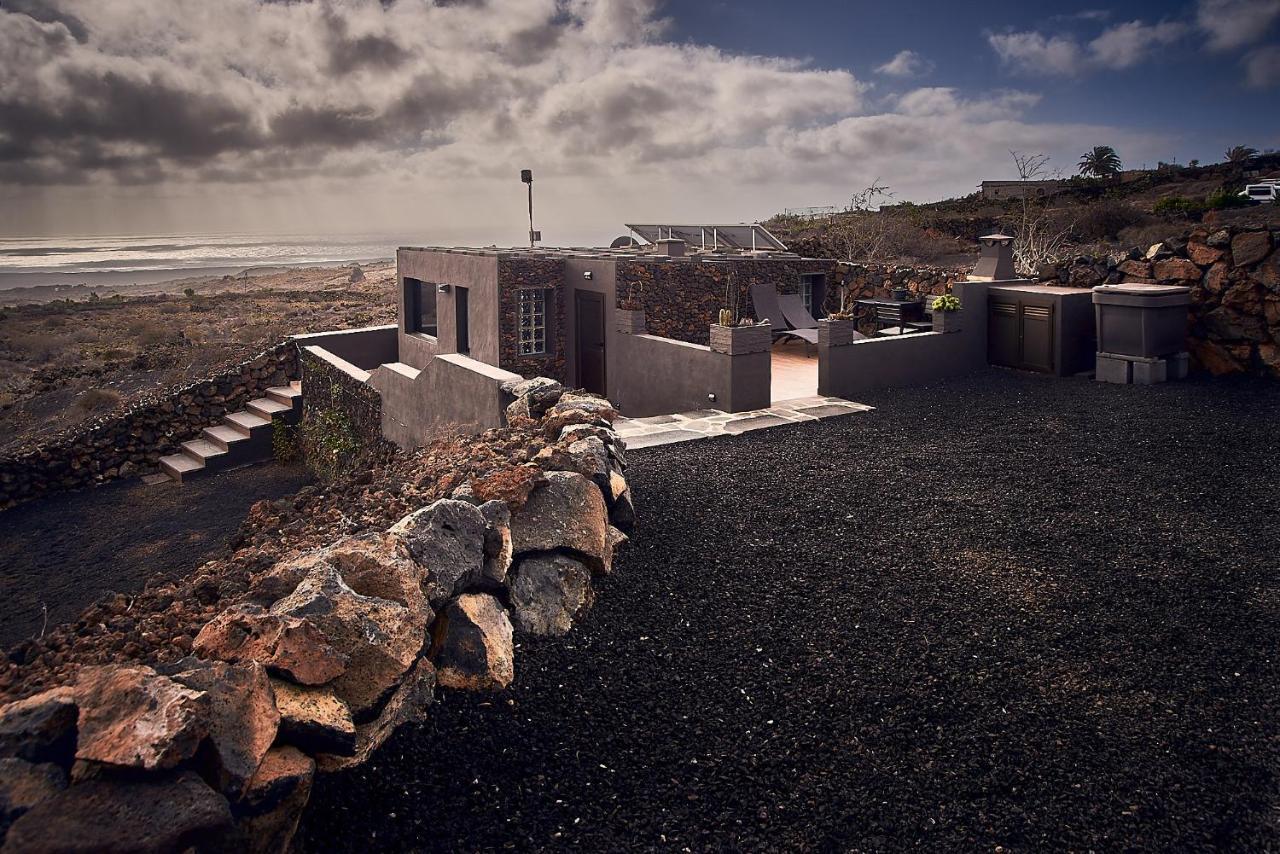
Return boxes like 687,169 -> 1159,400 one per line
748,283 -> 819,346
780,292 -> 869,344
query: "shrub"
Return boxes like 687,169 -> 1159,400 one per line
1073,200 -> 1145,241
127,319 -> 171,347
1205,187 -> 1250,211
1153,196 -> 1204,217
931,294 -> 961,312
75,388 -> 123,412
183,287 -> 196,297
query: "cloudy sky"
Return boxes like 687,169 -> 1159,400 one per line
1,0 -> 1276,245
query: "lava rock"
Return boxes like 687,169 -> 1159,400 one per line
271,680 -> 356,757
233,746 -> 315,854
478,500 -> 513,586
509,554 -> 594,637
430,594 -> 514,691
511,471 -> 610,571
390,499 -> 486,608
73,666 -> 208,771
193,604 -> 348,687
0,687 -> 77,766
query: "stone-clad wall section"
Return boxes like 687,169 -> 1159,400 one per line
618,258 -> 835,345
0,382 -> 635,853
498,257 -> 568,382
298,347 -> 392,466
0,343 -> 300,511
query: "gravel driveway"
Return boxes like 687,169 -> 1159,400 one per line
296,369 -> 1273,850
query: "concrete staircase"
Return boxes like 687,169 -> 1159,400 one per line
159,382 -> 302,483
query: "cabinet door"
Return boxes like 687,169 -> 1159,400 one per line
988,300 -> 1020,367
1019,303 -> 1055,373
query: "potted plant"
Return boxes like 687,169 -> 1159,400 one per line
817,308 -> 859,347
891,284 -> 911,301
710,310 -> 772,354
616,283 -> 646,334
930,293 -> 962,333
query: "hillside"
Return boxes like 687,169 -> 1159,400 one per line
768,153 -> 1280,266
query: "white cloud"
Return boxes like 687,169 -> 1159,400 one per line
1244,44 -> 1280,84
0,0 -> 1175,242
990,20 -> 1188,75
1197,0 -> 1280,50
876,50 -> 934,77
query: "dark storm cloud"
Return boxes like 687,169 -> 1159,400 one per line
324,10 -> 411,74
1,0 -> 87,41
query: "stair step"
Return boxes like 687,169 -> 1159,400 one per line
265,385 -> 301,406
290,380 -> 302,392
181,439 -> 228,462
247,397 -> 292,419
159,453 -> 204,482
225,411 -> 272,436
202,424 -> 246,451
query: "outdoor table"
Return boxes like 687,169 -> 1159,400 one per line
855,298 -> 925,334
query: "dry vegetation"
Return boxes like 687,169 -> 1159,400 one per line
768,153 -> 1280,269
0,263 -> 397,452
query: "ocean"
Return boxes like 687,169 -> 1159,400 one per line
0,233 -> 419,291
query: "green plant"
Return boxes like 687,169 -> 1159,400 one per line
1205,187 -> 1250,211
1225,145 -> 1258,163
272,417 -> 301,463
931,294 -> 961,312
1153,196 -> 1205,217
183,287 -> 196,297
1078,146 -> 1122,178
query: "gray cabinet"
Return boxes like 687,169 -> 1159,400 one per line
988,285 -> 1095,376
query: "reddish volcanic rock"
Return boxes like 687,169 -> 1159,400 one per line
430,594 -> 514,691
193,604 -> 348,687
73,666 -> 208,771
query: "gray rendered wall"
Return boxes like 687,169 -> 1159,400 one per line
818,281 -> 990,397
396,250 -> 499,370
610,333 -> 770,417
290,326 -> 398,371
369,353 -> 521,450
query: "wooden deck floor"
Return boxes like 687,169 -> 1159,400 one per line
771,341 -> 818,403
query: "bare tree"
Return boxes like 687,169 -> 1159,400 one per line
1007,150 -> 1073,276
826,181 -> 897,263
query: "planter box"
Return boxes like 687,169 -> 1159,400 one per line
616,307 -> 646,335
932,310 -> 962,334
817,318 -> 858,347
709,323 -> 772,355
1092,284 -> 1191,358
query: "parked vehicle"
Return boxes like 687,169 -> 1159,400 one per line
1240,182 -> 1279,203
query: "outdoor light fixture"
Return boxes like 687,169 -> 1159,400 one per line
583,271 -> 593,280
437,283 -> 451,294
521,169 -> 540,248
707,393 -> 717,402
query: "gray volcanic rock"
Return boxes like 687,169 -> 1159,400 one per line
0,687 -> 77,767
479,500 -> 513,586
510,471 -> 609,571
509,554 -> 594,637
390,499 -> 487,608
0,758 -> 66,840
3,770 -> 237,854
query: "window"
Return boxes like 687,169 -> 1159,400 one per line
799,279 -> 813,316
404,278 -> 437,335
518,289 -> 548,355
799,274 -> 825,318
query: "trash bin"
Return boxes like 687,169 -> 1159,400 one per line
1091,284 -> 1191,384
1092,284 -> 1191,357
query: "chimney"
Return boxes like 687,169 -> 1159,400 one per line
970,234 -> 1017,281
655,238 -> 686,258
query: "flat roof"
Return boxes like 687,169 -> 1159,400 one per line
397,245 -> 829,262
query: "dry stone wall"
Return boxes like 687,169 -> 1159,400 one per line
0,343 -> 299,511
297,348 -> 391,473
0,379 -> 634,854
498,257 -> 569,382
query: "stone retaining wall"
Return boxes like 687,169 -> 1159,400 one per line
0,344 -> 300,511
0,380 -> 634,853
297,346 -> 391,474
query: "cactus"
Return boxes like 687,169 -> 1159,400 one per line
718,308 -> 733,326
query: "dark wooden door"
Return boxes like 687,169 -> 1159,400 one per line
575,291 -> 607,395
455,286 -> 469,354
988,299 -> 1020,367
1019,303 -> 1055,373
988,298 -> 1055,373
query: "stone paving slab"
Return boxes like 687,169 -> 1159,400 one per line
614,397 -> 874,449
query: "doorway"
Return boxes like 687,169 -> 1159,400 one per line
575,290 -> 607,395
454,286 -> 470,354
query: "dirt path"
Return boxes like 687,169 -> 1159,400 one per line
0,465 -> 312,648
297,370 -> 1280,851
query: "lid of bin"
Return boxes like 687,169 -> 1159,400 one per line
1092,283 -> 1191,295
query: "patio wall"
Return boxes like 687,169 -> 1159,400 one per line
369,353 -> 521,450
818,282 -> 990,397
609,332 -> 771,417
291,325 -> 398,371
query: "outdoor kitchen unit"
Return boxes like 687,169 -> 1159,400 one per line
1092,283 -> 1192,384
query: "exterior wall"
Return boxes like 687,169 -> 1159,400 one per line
396,249 -> 499,370
980,180 -> 1065,200
617,257 -> 836,345
818,281 -> 990,397
291,326 -> 398,371
370,355 -> 521,450
497,257 -> 568,381
298,345 -> 390,463
610,332 -> 770,417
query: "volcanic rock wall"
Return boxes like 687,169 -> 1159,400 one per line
0,344 -> 300,511
0,379 -> 633,853
497,257 -> 569,382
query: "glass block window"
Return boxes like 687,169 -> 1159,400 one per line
518,289 -> 548,355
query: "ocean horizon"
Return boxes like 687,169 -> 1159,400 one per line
0,232 -> 419,290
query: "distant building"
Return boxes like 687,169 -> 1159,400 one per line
979,179 -> 1065,200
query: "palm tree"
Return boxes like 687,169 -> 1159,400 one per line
1078,146 -> 1123,178
1225,145 -> 1258,163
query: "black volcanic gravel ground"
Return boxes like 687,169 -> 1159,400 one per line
0,463 -> 312,648
301,369 -> 1280,851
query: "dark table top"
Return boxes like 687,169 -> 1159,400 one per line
854,297 -> 923,307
